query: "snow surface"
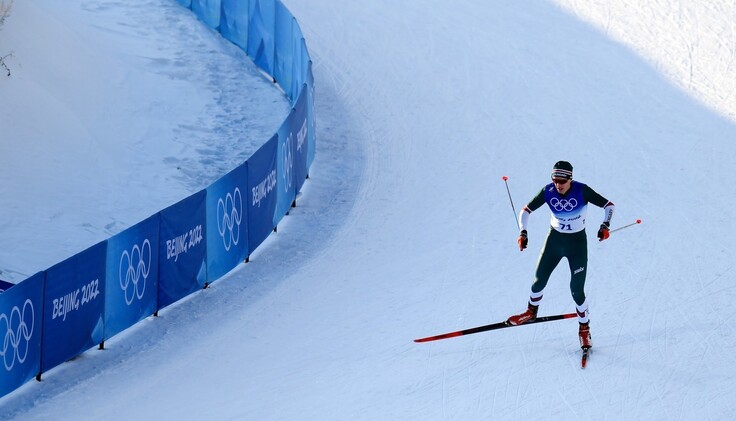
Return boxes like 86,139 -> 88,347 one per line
0,0 -> 289,282
2,0 -> 736,419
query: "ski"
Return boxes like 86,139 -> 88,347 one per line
581,347 -> 591,369
414,313 -> 576,343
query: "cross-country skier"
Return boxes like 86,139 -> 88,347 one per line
507,161 -> 614,350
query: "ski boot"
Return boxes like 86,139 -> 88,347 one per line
506,303 -> 538,326
579,322 -> 592,349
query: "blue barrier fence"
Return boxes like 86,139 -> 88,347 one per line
0,0 -> 314,398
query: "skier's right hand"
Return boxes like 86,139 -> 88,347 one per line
597,222 -> 610,241
517,230 -> 528,251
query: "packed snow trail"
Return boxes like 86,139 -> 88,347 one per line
3,1 -> 736,419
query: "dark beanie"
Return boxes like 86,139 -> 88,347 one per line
552,161 -> 573,179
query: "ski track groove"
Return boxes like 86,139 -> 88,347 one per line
557,385 -> 580,419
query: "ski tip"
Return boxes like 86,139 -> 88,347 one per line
502,175 -> 508,181
581,347 -> 591,369
636,219 -> 642,224
414,331 -> 463,343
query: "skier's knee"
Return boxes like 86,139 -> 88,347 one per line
571,290 -> 586,306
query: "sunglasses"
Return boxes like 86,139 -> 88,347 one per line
552,178 -> 570,185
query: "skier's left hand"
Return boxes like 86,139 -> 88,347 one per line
517,230 -> 528,251
597,222 -> 610,241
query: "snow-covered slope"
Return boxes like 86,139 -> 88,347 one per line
2,0 -> 736,419
0,0 -> 288,282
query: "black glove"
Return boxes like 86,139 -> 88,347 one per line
597,222 -> 610,241
517,230 -> 528,251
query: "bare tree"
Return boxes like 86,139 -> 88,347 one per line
0,0 -> 13,77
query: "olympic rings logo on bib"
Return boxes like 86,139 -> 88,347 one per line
550,197 -> 578,212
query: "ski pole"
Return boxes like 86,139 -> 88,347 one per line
610,219 -> 642,233
502,176 -> 520,230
